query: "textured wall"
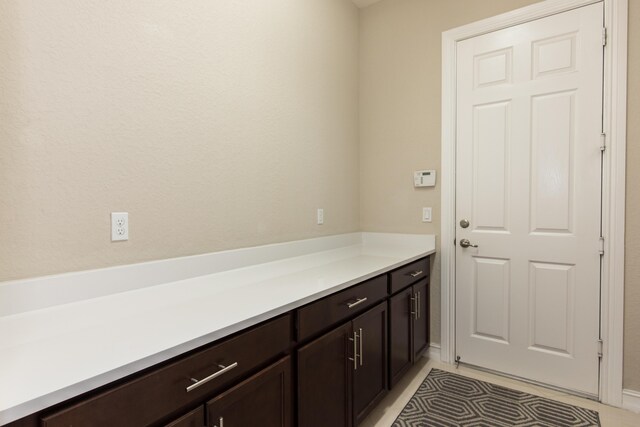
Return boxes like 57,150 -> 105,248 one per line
624,0 -> 640,392
3,0 -> 638,392
0,0 -> 360,281
359,0 -> 541,345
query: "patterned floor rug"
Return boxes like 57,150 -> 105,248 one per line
393,369 -> 600,427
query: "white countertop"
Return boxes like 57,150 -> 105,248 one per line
0,232 -> 435,425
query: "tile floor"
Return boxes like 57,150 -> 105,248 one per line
360,356 -> 640,427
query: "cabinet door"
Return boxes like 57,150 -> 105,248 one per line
389,287 -> 413,388
164,406 -> 205,427
297,323 -> 353,427
352,302 -> 388,426
412,279 -> 430,360
206,356 -> 291,427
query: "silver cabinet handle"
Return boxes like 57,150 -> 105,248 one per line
359,328 -> 363,367
348,330 -> 359,370
214,417 -> 224,427
410,294 -> 417,320
460,239 -> 478,248
417,291 -> 421,319
347,297 -> 368,309
186,362 -> 238,392
410,270 -> 423,277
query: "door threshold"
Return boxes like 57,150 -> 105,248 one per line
456,361 -> 600,402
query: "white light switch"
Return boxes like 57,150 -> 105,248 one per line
111,212 -> 129,241
422,207 -> 432,223
317,208 -> 324,225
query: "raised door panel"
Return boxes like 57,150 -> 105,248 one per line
412,280 -> 429,360
474,47 -> 513,88
472,257 -> 511,343
472,101 -> 511,232
388,288 -> 413,388
352,302 -> 388,426
528,262 -> 575,356
206,356 -> 291,427
533,33 -> 577,78
530,90 -> 575,234
297,323 -> 352,427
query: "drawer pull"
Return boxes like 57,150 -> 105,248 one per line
214,416 -> 224,427
409,270 -> 423,278
359,327 -> 363,367
347,297 -> 368,309
348,330 -> 359,370
410,294 -> 417,320
186,362 -> 238,392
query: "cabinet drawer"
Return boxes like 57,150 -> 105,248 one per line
297,275 -> 387,341
389,258 -> 429,294
41,315 -> 292,427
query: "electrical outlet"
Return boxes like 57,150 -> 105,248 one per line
111,212 -> 129,241
317,208 -> 324,225
422,207 -> 432,223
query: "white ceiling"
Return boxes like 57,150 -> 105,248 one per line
351,0 -> 384,8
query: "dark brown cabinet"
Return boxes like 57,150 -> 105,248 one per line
352,302 -> 388,426
389,258 -> 429,294
389,277 -> 430,389
297,302 -> 388,427
12,256 -> 431,427
206,356 -> 292,427
297,276 -> 387,341
412,279 -> 429,360
389,287 -> 414,387
297,323 -> 353,427
164,406 -> 205,427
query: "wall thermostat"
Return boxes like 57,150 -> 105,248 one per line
414,170 -> 436,187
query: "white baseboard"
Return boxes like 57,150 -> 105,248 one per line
427,343 -> 441,361
622,389 -> 640,414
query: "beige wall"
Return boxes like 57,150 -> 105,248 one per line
0,0 -> 360,281
624,0 -> 640,392
360,0 -> 640,391
2,0 -> 639,391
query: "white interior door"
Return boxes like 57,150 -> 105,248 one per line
455,3 -> 604,396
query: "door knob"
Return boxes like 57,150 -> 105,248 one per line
459,239 -> 478,248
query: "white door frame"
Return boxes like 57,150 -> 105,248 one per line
440,0 -> 628,405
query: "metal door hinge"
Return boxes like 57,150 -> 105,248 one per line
599,237 -> 605,256
597,339 -> 604,359
600,133 -> 606,152
602,27 -> 607,46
